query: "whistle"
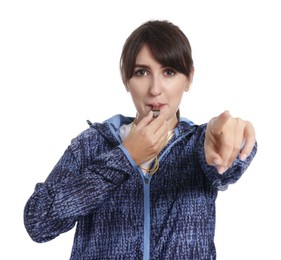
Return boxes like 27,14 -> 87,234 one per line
153,110 -> 160,118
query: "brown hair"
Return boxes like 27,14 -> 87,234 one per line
120,20 -> 194,85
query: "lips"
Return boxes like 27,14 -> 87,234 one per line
150,103 -> 164,110
145,103 -> 165,117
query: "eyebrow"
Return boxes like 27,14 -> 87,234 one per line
134,64 -> 151,69
134,64 -> 168,70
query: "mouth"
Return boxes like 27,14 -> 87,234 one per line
149,103 -> 164,109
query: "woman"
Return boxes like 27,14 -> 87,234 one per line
24,20 -> 257,259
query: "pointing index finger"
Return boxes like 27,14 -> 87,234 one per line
210,110 -> 231,135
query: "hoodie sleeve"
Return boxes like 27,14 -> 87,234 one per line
24,129 -> 134,243
196,124 -> 258,191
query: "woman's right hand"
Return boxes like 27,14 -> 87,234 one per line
123,111 -> 168,165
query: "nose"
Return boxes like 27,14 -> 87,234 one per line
149,75 -> 162,96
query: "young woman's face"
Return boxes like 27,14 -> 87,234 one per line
126,44 -> 193,130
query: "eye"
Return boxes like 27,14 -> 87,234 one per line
134,69 -> 148,77
164,68 -> 176,77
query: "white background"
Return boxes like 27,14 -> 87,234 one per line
1,0 -> 280,259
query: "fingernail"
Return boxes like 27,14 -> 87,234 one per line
240,153 -> 247,161
218,166 -> 227,174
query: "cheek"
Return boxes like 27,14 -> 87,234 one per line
129,88 -> 142,100
128,81 -> 148,99
169,87 -> 185,102
129,89 -> 145,111
127,80 -> 141,94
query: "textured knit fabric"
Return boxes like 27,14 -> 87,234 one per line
24,114 -> 257,260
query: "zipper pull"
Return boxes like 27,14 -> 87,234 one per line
86,120 -> 93,127
144,177 -> 149,184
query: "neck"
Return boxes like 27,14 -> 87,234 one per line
167,116 -> 179,131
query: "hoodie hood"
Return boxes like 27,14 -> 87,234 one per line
88,114 -> 134,146
87,114 -> 197,147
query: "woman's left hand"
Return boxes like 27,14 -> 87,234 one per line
204,110 -> 256,174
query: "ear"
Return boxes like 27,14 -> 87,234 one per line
185,67 -> 195,92
125,82 -> 130,92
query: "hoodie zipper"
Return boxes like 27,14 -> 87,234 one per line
106,120 -> 194,259
140,132 -> 188,260
142,173 -> 151,260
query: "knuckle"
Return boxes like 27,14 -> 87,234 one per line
234,145 -> 241,153
223,141 -> 233,149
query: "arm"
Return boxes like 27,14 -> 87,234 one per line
24,134 -> 133,243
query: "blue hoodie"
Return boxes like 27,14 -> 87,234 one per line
24,114 -> 257,260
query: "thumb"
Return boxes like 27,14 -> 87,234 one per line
205,139 -> 222,165
205,147 -> 226,174
205,133 -> 227,175
135,111 -> 154,129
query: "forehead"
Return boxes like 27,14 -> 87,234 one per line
135,44 -> 160,66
